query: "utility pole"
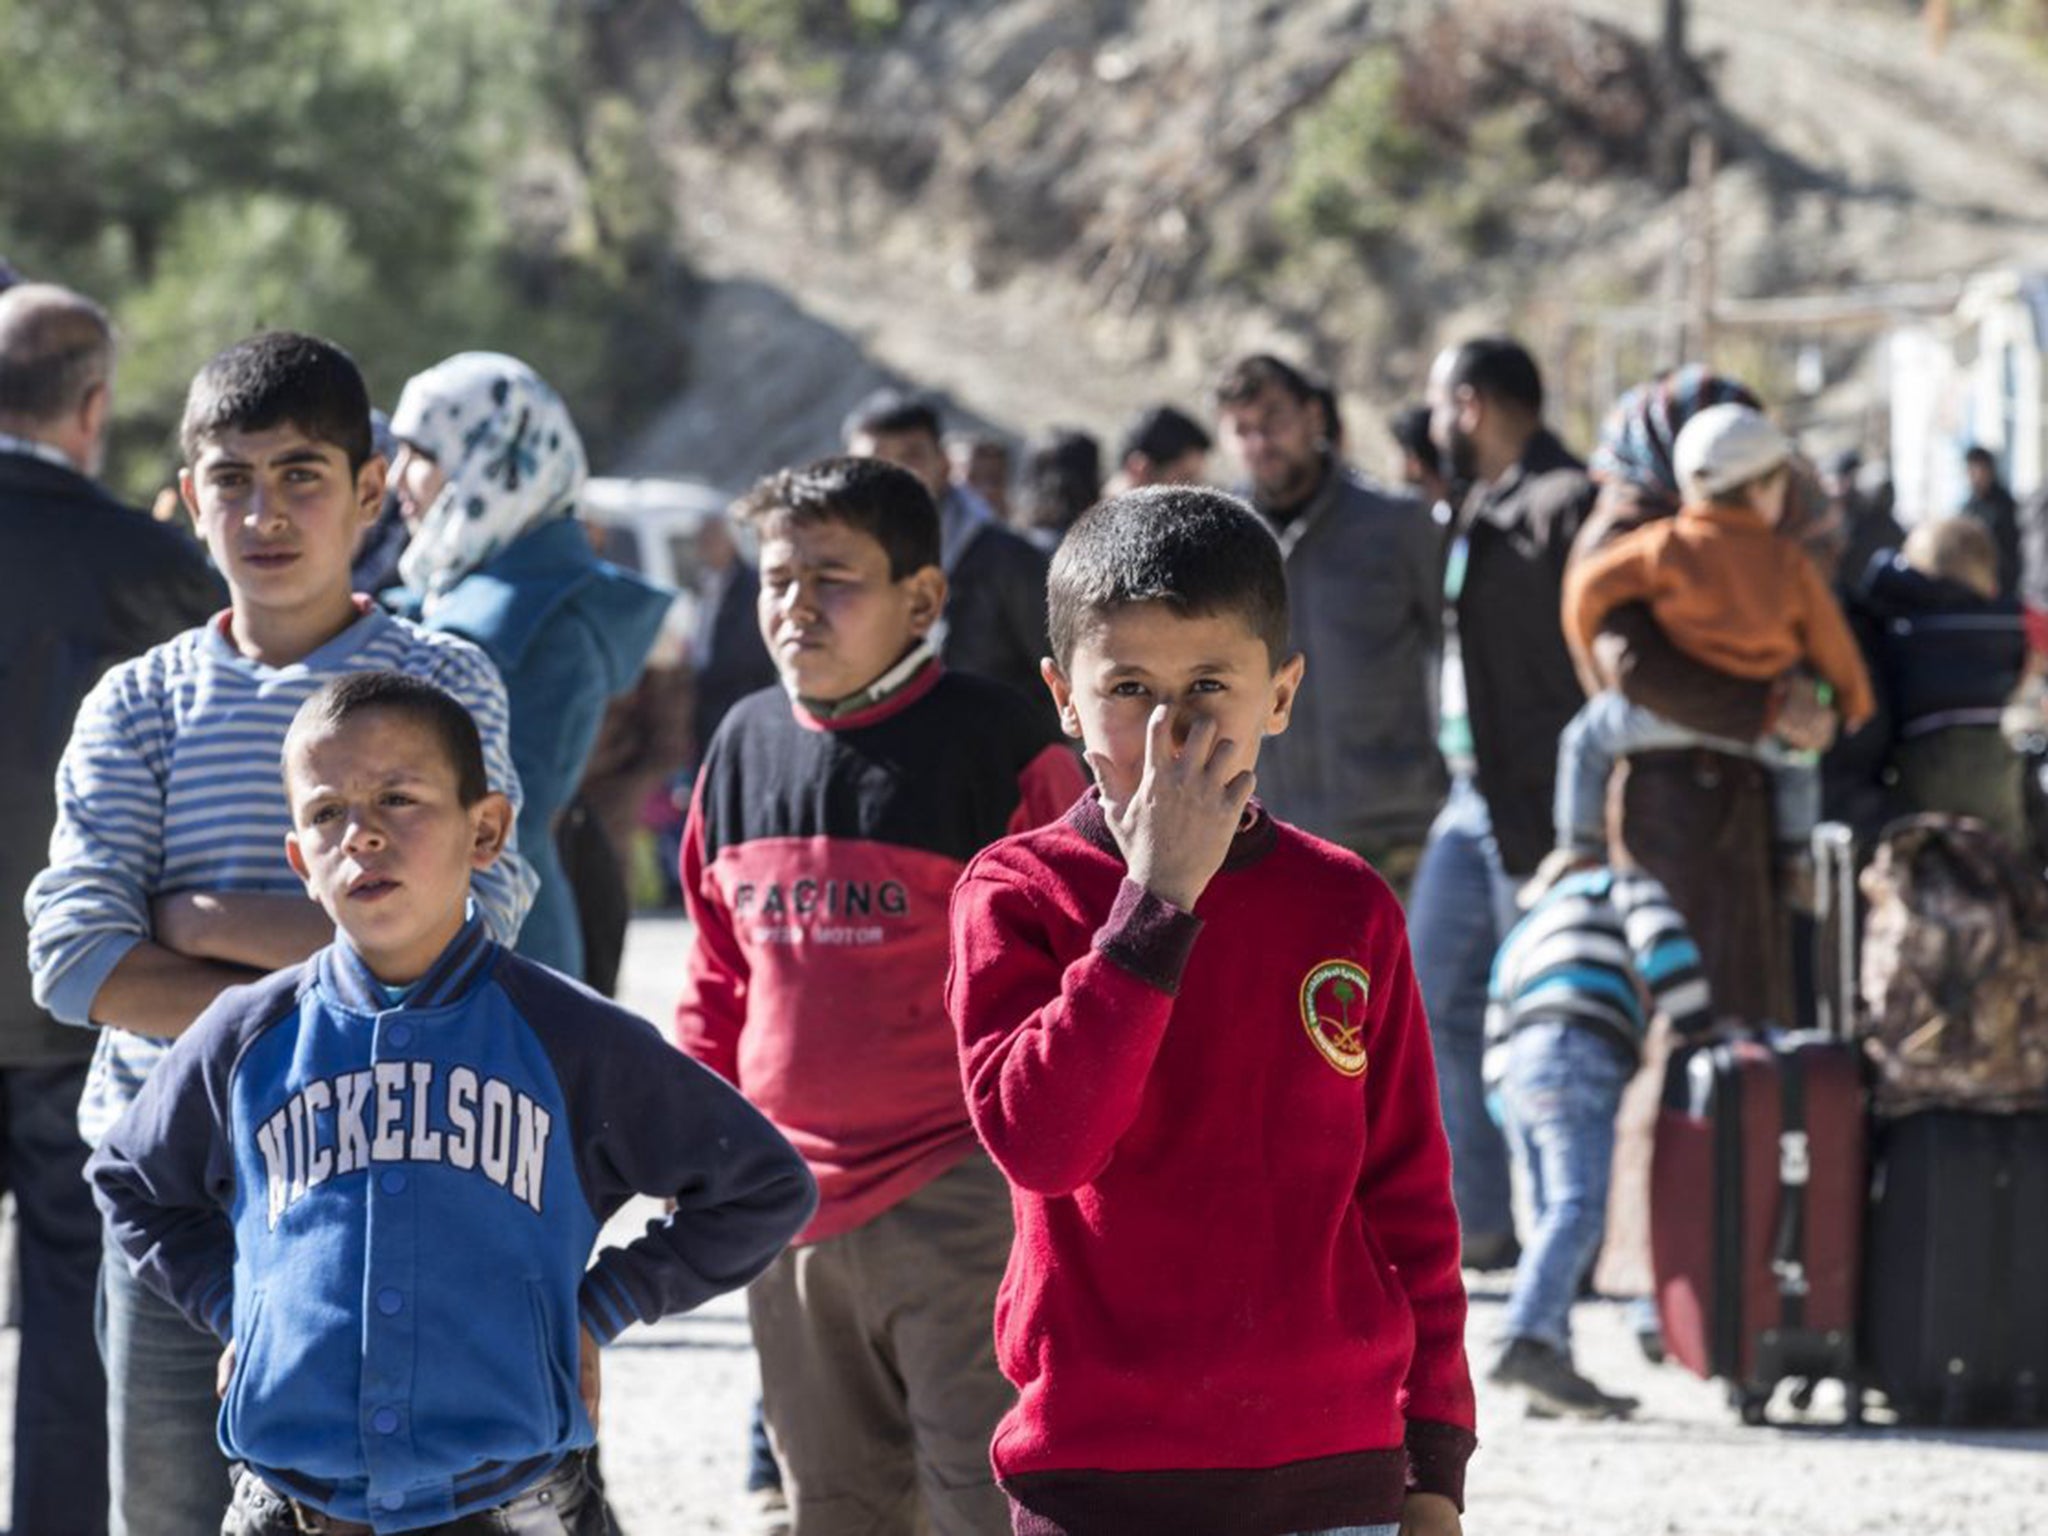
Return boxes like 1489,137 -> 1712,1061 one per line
1687,128 -> 1719,367
1658,0 -> 1701,189
1664,0 -> 1689,74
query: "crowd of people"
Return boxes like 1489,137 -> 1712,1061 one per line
0,248 -> 2041,1536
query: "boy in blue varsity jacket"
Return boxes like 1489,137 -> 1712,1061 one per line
1483,859 -> 1711,1420
26,332 -> 542,1536
90,672 -> 816,1535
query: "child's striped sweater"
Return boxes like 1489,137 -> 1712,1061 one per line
1486,866 -> 1711,1081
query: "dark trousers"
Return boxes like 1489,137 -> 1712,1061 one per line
2,1059 -> 109,1535
556,798 -> 629,1000
1614,748 -> 1791,1024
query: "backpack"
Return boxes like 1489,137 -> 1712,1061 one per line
1856,814 -> 2048,1115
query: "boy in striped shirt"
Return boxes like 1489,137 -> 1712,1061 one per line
1482,859 -> 1710,1419
26,332 -> 536,1536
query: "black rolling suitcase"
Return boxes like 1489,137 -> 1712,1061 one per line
1863,1110 -> 2048,1425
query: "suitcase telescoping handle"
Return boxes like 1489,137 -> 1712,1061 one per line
1813,822 -> 1857,1041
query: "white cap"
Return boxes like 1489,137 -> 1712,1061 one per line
1673,402 -> 1792,501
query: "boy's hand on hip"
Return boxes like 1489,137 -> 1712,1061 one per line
1087,706 -> 1253,913
216,1341 -> 236,1402
579,1324 -> 602,1432
1401,1492 -> 1462,1536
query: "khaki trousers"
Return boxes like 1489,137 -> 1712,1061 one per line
750,1152 -> 1014,1536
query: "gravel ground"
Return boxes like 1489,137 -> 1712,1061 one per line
602,918 -> 2048,1536
3,913 -> 2042,1534
588,1252 -> 2048,1536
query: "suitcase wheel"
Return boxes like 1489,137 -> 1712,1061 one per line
1732,1385 -> 1770,1426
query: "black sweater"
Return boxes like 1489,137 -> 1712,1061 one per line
1859,553 -> 2026,740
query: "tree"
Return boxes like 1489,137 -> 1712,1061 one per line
0,0 -> 690,494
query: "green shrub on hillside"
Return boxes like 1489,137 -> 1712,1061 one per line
698,0 -> 904,49
1274,10 -> 1658,273
1278,49 -> 1436,251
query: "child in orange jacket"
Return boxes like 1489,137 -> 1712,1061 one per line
1540,404 -> 1875,895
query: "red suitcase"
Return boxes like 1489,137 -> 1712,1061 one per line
1649,824 -> 1868,1423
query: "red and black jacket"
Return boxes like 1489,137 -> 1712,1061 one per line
675,658 -> 1085,1244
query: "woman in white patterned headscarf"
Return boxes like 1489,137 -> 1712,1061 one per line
387,353 -> 673,983
391,352 -> 589,603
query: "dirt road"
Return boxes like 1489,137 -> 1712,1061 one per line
601,917 -> 2048,1536
2,913 -> 2040,1534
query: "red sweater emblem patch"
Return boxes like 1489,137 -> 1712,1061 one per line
1300,959 -> 1371,1077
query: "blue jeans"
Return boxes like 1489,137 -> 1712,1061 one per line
746,1394 -> 781,1492
1555,691 -> 1818,853
97,1245 -> 233,1536
1497,1021 -> 1631,1352
1408,777 -> 1519,1241
4,1061 -> 108,1535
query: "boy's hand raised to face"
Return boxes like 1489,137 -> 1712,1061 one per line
1087,706 -> 1254,913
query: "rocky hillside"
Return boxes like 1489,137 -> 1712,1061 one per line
602,0 -> 2048,486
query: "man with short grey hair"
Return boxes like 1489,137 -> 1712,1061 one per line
0,281 -> 221,1535
0,284 -> 119,473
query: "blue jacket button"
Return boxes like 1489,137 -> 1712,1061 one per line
376,1288 -> 404,1316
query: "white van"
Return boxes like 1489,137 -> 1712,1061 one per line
578,476 -> 737,660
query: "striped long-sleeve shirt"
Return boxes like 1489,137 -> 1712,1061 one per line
27,603 -> 538,1146
1484,867 -> 1710,1082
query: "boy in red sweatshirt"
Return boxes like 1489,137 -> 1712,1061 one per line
947,486 -> 1475,1536
675,456 -> 1086,1535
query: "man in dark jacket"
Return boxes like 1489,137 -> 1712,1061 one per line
0,282 -> 222,1534
1215,355 -> 1445,886
692,512 -> 778,754
845,389 -> 1057,736
1863,522 -> 2029,840
1413,336 -> 1594,1266
1961,444 -> 2023,602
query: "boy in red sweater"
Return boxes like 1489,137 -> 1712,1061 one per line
675,456 -> 1086,1535
947,487 -> 1475,1536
